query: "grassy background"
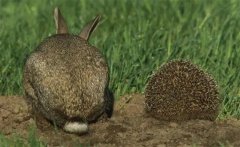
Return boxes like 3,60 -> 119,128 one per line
0,0 -> 240,119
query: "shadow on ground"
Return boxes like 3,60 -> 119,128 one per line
0,94 -> 240,146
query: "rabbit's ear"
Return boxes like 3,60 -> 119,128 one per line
54,7 -> 68,34
79,15 -> 101,41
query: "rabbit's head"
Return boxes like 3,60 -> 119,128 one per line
54,7 -> 100,40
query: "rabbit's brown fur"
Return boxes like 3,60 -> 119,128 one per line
23,8 -> 113,134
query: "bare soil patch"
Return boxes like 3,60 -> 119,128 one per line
0,94 -> 240,146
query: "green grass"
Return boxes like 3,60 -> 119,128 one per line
0,127 -> 46,147
1,0 -> 240,131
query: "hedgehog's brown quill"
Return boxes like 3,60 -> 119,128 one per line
145,60 -> 220,121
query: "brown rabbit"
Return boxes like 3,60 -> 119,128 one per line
23,7 -> 113,134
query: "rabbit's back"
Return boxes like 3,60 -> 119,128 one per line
25,34 -> 108,121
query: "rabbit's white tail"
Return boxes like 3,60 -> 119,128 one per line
63,121 -> 88,134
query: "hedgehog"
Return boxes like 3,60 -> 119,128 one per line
145,60 -> 220,121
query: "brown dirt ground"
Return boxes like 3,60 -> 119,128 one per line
0,94 -> 240,147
